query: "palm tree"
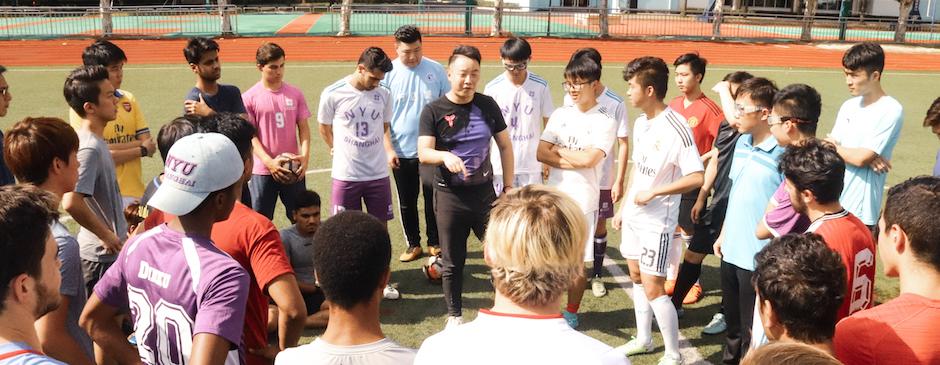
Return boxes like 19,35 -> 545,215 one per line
895,0 -> 915,42
338,0 -> 353,36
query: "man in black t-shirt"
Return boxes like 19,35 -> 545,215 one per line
417,45 -> 514,329
182,37 -> 247,119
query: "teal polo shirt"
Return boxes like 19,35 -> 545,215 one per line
722,133 -> 785,271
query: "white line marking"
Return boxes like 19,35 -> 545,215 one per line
604,256 -> 711,365
305,167 -> 330,174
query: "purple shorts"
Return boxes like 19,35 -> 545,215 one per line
598,189 -> 615,219
331,177 -> 394,221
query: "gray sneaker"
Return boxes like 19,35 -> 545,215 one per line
591,276 -> 607,297
702,312 -> 727,335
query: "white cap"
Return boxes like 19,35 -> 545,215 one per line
148,133 -> 244,216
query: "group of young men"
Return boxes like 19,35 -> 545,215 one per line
0,24 -> 939,365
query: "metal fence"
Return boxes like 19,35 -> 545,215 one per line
1,4 -> 937,44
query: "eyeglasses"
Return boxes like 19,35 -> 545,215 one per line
768,115 -> 815,126
503,62 -> 528,71
562,81 -> 593,91
733,103 -> 765,117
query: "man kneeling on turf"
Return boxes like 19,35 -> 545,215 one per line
415,185 -> 629,365
271,189 -> 330,330
275,211 -> 415,365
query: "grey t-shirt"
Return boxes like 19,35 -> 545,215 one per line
75,130 -> 128,262
275,338 -> 416,365
279,226 -> 316,286
51,220 -> 95,360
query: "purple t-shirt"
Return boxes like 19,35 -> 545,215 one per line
763,182 -> 811,237
94,224 -> 250,365
243,82 -> 311,176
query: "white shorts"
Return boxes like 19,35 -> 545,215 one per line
619,224 -> 679,277
493,173 -> 543,195
583,210 -> 598,262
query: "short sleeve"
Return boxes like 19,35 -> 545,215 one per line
296,89 -> 312,121
861,105 -> 903,156
615,102 -> 630,138
248,223 -> 294,291
540,85 -> 555,119
278,229 -> 294,261
589,117 -> 617,157
56,234 -> 82,298
677,136 -> 705,176
74,146 -> 100,196
194,266 -> 249,345
241,92 -> 256,124
93,247 -> 128,309
229,86 -> 247,114
830,103 -> 851,142
763,183 -> 804,237
437,67 -> 451,96
317,89 -> 335,125
540,111 -> 561,145
834,316 -> 875,365
384,89 -> 394,124
418,103 -> 437,137
488,98 -> 508,134
129,95 -> 150,137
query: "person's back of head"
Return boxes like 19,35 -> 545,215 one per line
742,341 -> 841,365
924,97 -> 940,135
773,84 -> 822,136
157,115 -> 200,163
0,185 -> 60,319
196,112 -> 256,162
313,211 -> 391,310
778,138 -> 845,205
484,185 -> 587,308
753,233 -> 845,345
3,117 -> 79,185
881,176 -> 940,276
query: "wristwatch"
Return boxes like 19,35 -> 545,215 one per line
139,145 -> 148,157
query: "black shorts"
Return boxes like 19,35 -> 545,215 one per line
688,200 -> 728,255
678,189 -> 700,234
303,290 -> 326,315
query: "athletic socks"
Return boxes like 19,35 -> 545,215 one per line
592,234 -> 607,277
651,294 -> 681,359
666,234 -> 690,281
671,260 -> 703,308
566,303 -> 580,314
633,284 -> 653,343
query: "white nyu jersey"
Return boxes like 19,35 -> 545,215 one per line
318,77 -> 393,182
484,71 -> 555,175
622,107 -> 703,231
541,104 -> 618,214
564,87 -> 630,189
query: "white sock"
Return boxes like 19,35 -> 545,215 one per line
667,234 -> 685,280
651,295 -> 680,358
633,284 -> 653,343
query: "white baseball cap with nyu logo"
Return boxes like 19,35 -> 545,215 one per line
148,133 -> 244,216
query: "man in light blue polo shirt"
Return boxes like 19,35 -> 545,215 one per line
825,42 -> 903,230
382,25 -> 450,263
713,77 -> 782,365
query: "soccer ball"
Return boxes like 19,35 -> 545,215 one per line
279,153 -> 299,175
423,255 -> 444,283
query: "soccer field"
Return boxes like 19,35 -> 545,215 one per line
2,59 -> 938,364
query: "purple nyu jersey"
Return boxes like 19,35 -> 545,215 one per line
94,224 -> 250,365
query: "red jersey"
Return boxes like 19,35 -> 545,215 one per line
806,209 -> 876,320
143,202 -> 294,365
834,293 -> 940,365
668,95 -> 724,156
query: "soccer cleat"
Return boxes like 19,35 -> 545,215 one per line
445,316 -> 463,330
665,280 -> 676,296
615,336 -> 654,356
562,310 -> 579,328
428,245 -> 442,256
398,246 -> 423,262
702,312 -> 727,335
383,284 -> 401,300
682,284 -> 703,304
591,276 -> 607,297
657,353 -> 683,365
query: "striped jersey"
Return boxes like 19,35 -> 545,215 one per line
621,107 -> 703,232
668,94 -> 725,156
483,71 -> 555,175
565,87 -> 630,189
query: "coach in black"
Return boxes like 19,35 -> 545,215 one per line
418,45 -> 514,329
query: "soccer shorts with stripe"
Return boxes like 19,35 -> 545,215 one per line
620,223 -> 679,277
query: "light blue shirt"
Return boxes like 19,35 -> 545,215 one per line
0,342 -> 66,365
722,134 -> 785,271
830,95 -> 903,225
382,57 -> 450,158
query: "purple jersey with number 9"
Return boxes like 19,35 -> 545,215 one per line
94,224 -> 250,365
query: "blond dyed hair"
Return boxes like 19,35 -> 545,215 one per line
484,185 -> 588,308
741,342 -> 841,365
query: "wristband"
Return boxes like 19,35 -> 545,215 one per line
139,146 -> 148,157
